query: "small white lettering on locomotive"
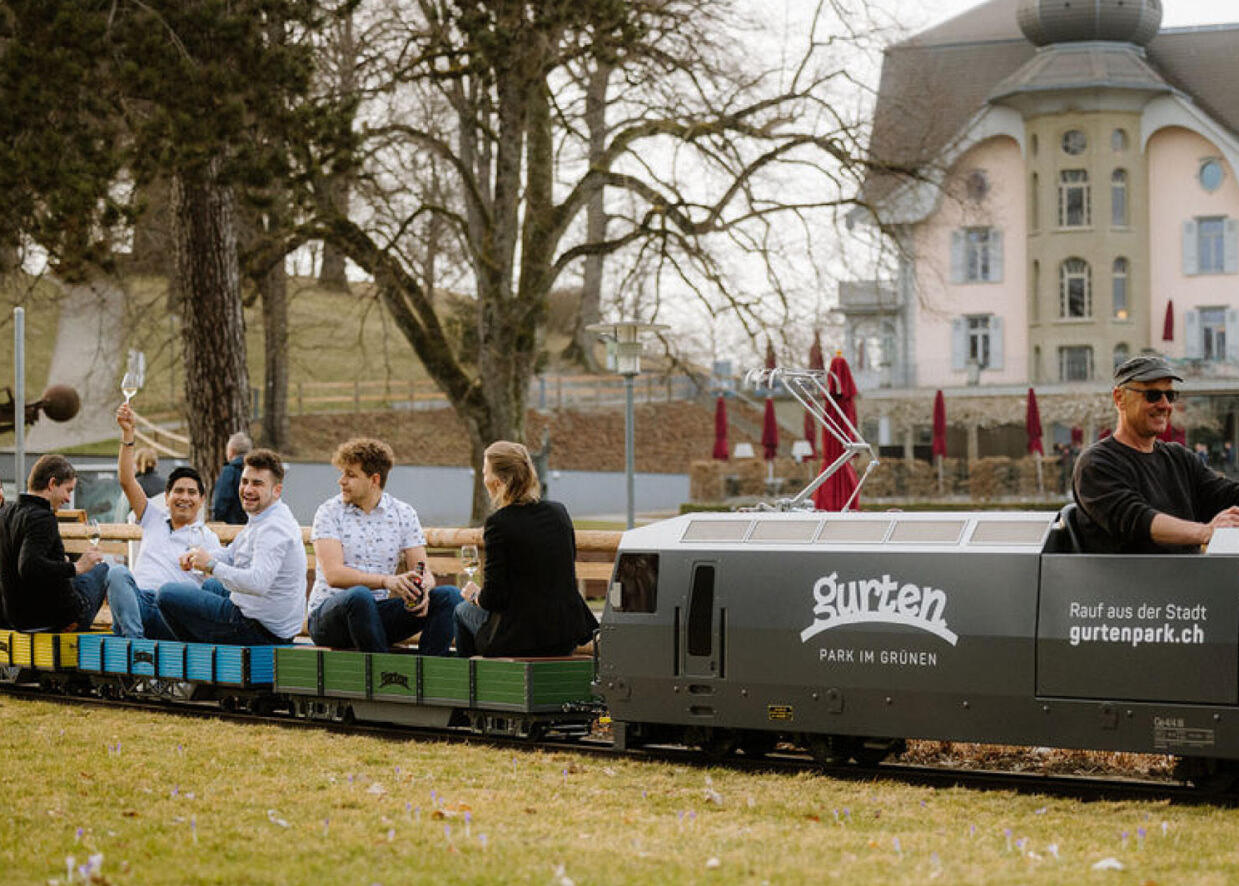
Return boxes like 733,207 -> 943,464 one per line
800,572 -> 959,646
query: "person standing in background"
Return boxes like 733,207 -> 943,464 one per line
212,431 -> 251,524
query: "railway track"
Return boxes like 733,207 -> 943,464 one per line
3,683 -> 1230,806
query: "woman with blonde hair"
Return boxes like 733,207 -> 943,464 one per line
455,441 -> 597,657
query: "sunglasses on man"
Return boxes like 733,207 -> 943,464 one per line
1121,386 -> 1180,404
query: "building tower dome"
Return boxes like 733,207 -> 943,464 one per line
1016,0 -> 1163,47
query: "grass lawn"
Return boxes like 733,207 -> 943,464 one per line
3,695 -> 1239,884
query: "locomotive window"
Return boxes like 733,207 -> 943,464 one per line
682,520 -> 751,542
610,553 -> 658,613
817,520 -> 891,543
969,520 -> 1052,545
748,520 -> 821,543
687,565 -> 715,657
888,520 -> 965,544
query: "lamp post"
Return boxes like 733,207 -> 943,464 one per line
14,307 -> 23,493
587,320 -> 668,529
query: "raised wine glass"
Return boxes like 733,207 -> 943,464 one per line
460,544 -> 480,585
121,370 -> 140,404
86,518 -> 101,548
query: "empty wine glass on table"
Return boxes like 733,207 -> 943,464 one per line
121,370 -> 140,404
460,544 -> 480,586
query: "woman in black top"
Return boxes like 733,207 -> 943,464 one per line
454,441 -> 598,657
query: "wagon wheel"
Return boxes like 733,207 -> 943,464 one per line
736,730 -> 778,758
850,738 -> 905,767
686,726 -> 737,760
1174,757 -> 1239,795
806,734 -> 851,766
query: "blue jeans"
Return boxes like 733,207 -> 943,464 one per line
69,563 -> 110,630
453,600 -> 491,657
106,564 -> 176,640
308,585 -> 463,654
156,578 -> 289,645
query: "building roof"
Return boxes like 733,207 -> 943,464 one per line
989,42 -> 1174,103
863,1 -> 1239,206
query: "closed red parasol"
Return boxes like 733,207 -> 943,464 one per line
712,395 -> 729,460
1025,388 -> 1044,456
932,389 -> 947,495
1026,387 -> 1044,493
932,390 -> 947,458
813,352 -> 860,511
1163,300 -> 1174,341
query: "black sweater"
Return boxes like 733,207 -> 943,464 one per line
1073,436 -> 1239,554
0,494 -> 78,629
475,500 -> 598,657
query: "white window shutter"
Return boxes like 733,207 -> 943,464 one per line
1226,309 -> 1239,363
989,229 -> 1003,283
1225,219 -> 1239,273
951,318 -> 966,371
1185,309 -> 1203,359
950,231 -> 965,284
989,316 -> 1004,370
1183,220 -> 1199,275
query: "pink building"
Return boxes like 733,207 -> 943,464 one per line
844,0 -> 1239,458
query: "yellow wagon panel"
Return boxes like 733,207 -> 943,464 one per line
10,632 -> 33,667
33,634 -> 59,669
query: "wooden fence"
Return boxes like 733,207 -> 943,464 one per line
59,522 -> 622,596
132,373 -> 703,424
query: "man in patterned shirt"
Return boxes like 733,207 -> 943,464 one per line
307,438 -> 462,653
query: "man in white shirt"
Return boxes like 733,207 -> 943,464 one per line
106,403 -> 223,639
157,449 -> 307,645
308,438 -> 461,653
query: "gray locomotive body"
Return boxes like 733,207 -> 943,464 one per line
598,511 -> 1239,764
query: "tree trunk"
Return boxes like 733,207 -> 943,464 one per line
259,250 -> 290,450
318,188 -> 350,290
565,60 -> 611,370
318,10 -> 356,292
171,160 -> 250,497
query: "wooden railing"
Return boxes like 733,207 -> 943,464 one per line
58,522 -> 623,590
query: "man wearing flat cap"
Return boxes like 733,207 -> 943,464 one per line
1073,354 -> 1239,553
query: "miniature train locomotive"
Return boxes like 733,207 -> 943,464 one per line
598,508 -> 1239,779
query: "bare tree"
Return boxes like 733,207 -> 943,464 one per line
283,0 -> 882,520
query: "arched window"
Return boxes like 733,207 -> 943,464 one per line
1111,128 -> 1129,152
1113,343 -> 1130,369
1112,257 -> 1129,320
1059,258 -> 1091,318
1059,170 -> 1090,227
1111,169 -> 1128,227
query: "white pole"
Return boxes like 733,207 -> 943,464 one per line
624,373 -> 635,530
14,306 -> 24,493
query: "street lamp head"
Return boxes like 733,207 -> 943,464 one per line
587,321 -> 669,377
